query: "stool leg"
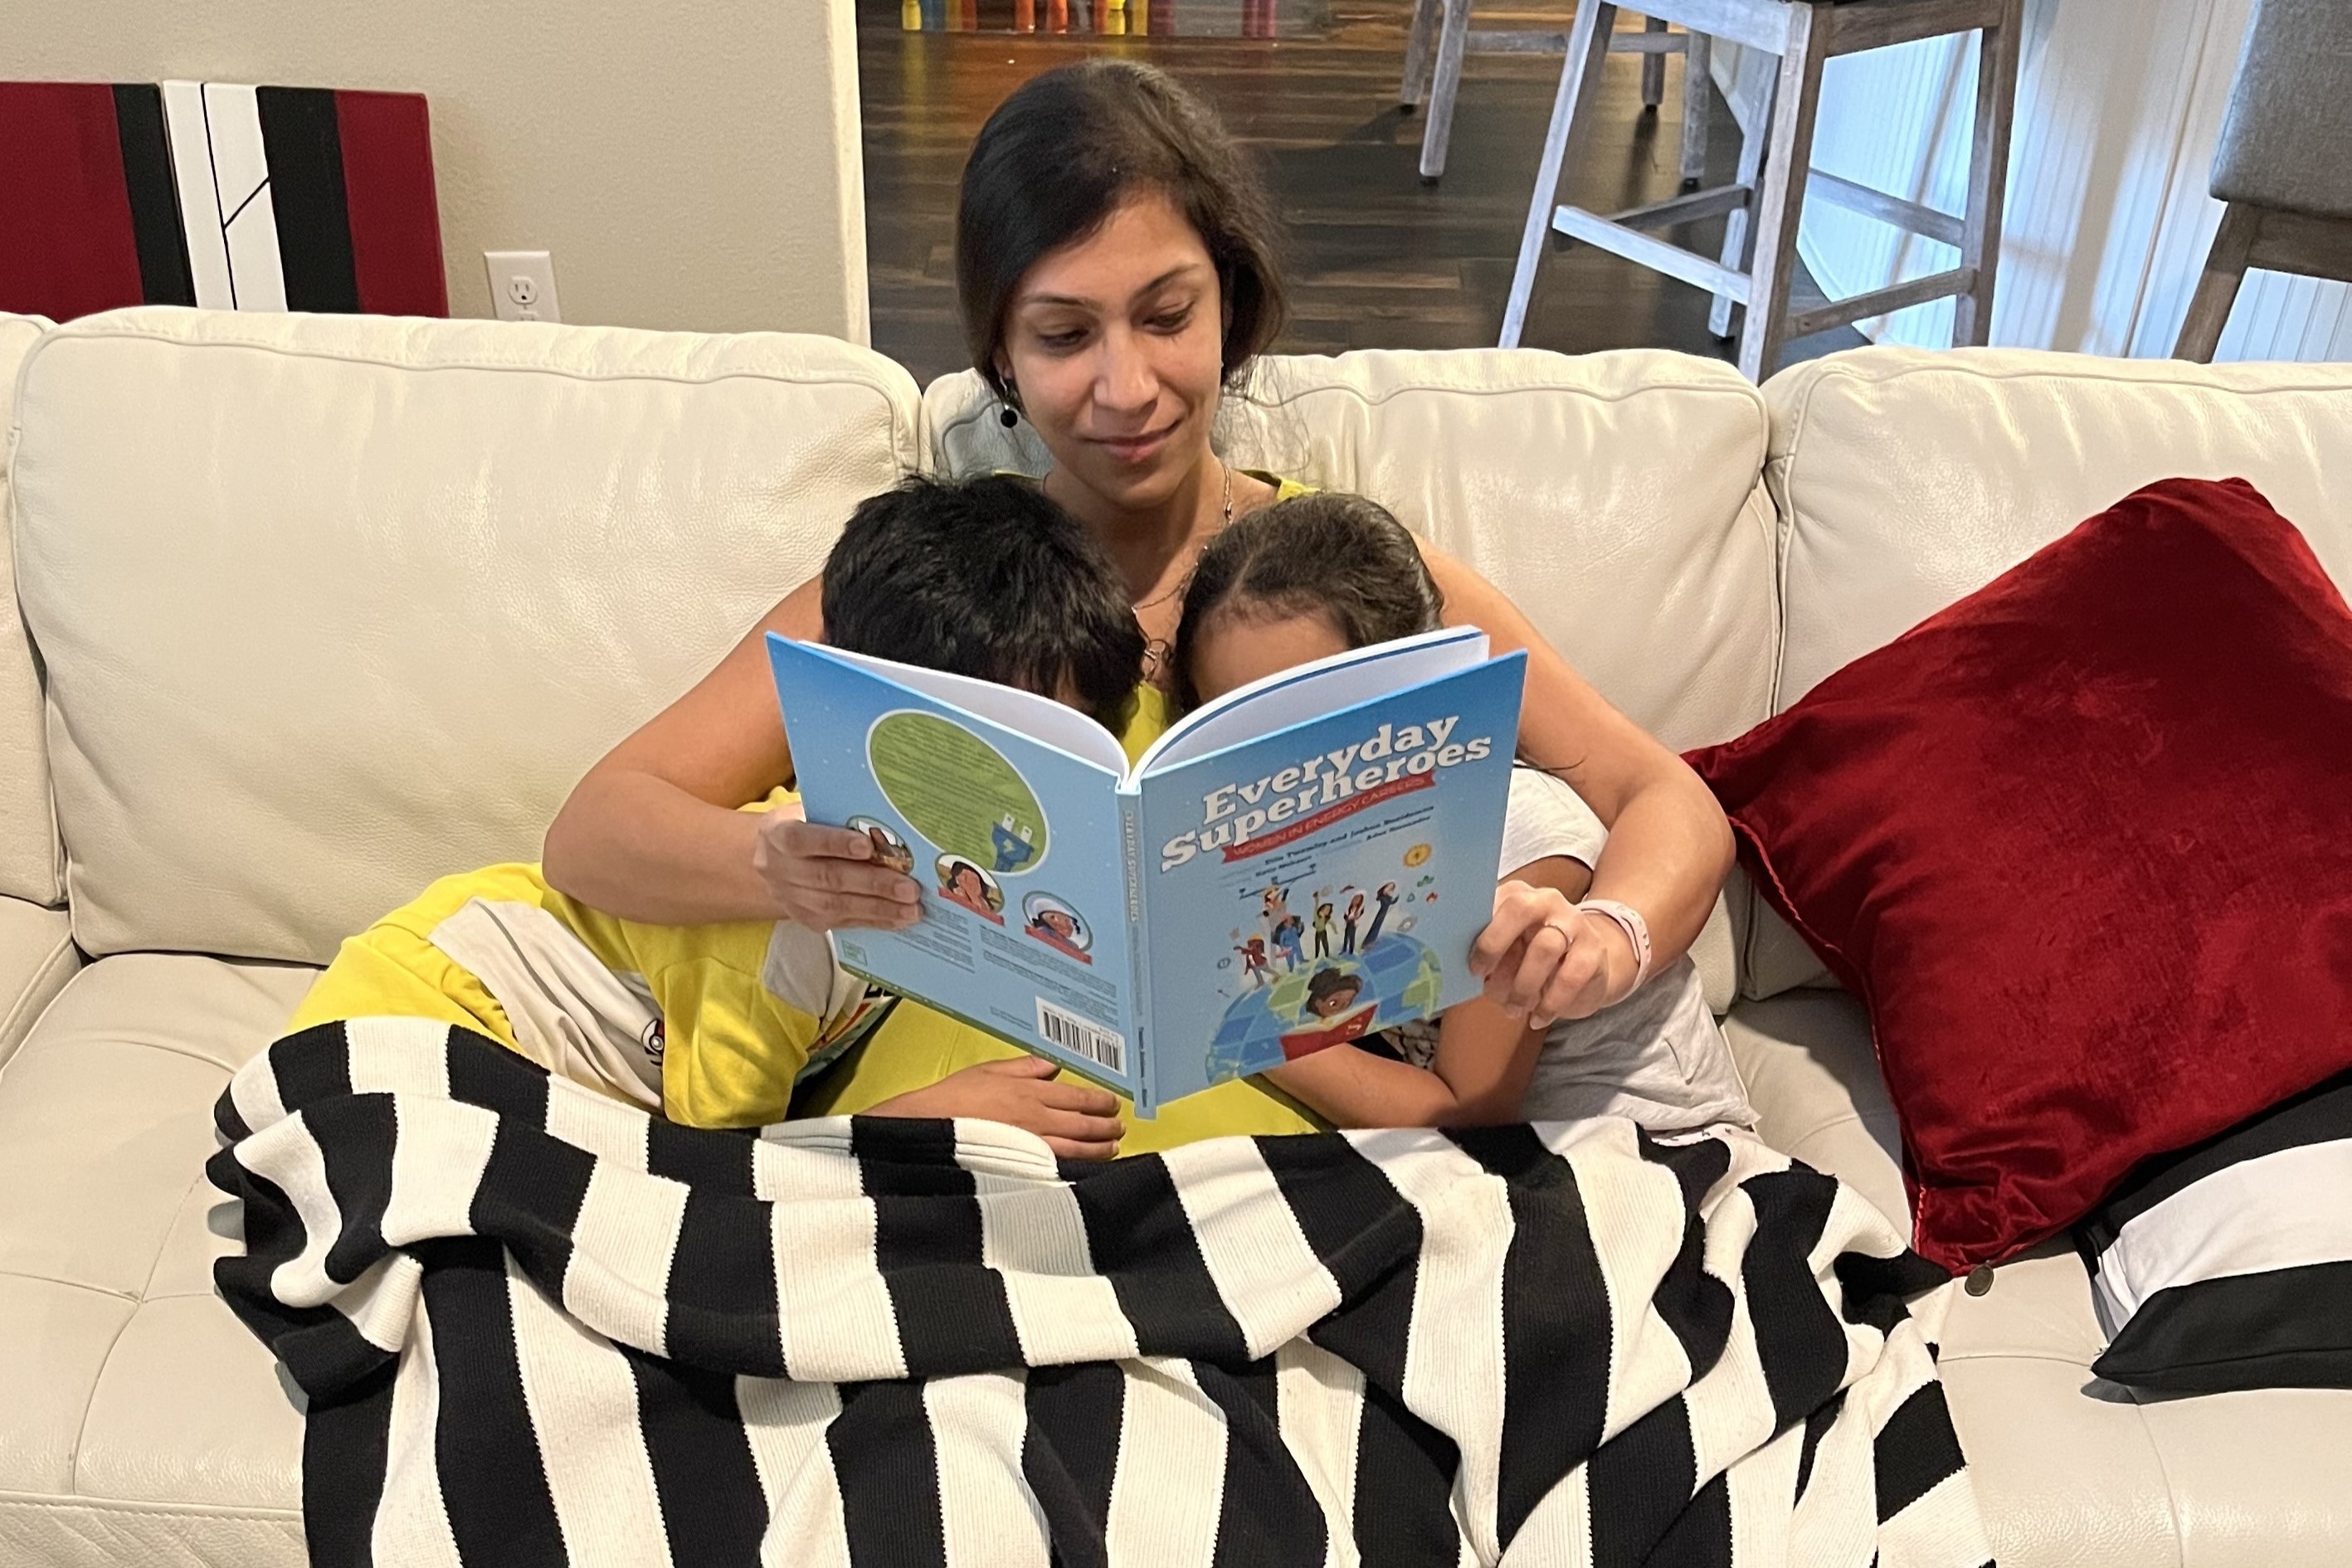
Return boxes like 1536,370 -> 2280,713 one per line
1401,0 -> 1442,111
1501,2 -> 1619,347
1418,0 -> 1475,181
1712,68 -> 1780,340
1953,0 -> 2023,345
1643,15 -> 1669,109
2174,204 -> 2259,363
1679,30 -> 1712,190
1739,6 -> 1827,381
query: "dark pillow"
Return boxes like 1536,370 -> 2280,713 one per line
1687,478 -> 2352,1271
2080,1070 -> 2352,1394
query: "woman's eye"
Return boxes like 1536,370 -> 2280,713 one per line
1035,326 -> 1088,352
1148,309 -> 1192,334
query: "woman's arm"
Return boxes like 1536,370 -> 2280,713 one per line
1266,997 -> 1546,1128
542,577 -> 922,928
1419,546 -> 1735,1020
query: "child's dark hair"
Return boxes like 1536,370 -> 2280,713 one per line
822,475 -> 1143,732
1171,492 -> 1444,711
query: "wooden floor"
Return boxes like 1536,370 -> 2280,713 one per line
857,0 -> 1861,385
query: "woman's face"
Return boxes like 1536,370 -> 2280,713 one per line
999,189 -> 1228,516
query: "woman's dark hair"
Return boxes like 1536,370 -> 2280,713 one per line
957,60 -> 1287,406
821,474 -> 1145,733
1171,492 -> 1444,711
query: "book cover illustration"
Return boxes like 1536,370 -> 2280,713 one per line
770,642 -> 1142,1088
768,630 -> 1525,1113
1136,664 -> 1524,1106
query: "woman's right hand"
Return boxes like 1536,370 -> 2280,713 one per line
1470,879 -> 1634,1028
750,811 -> 924,931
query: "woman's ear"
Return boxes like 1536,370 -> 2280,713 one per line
992,351 -> 1018,407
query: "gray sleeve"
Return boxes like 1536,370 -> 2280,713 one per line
1497,767 -> 1607,877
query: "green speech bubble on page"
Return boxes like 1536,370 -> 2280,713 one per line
868,710 -> 1049,875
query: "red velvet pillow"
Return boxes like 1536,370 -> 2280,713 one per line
1687,478 -> 2352,1271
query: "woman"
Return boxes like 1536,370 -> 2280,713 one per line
542,61 -> 1733,1154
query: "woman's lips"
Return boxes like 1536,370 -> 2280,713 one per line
1090,425 -> 1176,465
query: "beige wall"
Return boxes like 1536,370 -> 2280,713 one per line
10,0 -> 870,341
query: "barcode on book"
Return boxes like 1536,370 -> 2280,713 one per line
1036,999 -> 1126,1076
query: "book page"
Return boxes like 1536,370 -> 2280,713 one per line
1132,651 -> 1527,1108
817,645 -> 1130,774
767,635 -> 1140,1094
1134,626 -> 1488,777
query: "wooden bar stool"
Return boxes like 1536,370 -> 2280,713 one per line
1403,2 -> 1713,187
1501,0 -> 2025,381
2174,0 -> 2352,361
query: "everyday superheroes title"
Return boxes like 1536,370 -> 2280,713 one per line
1159,715 -> 1493,869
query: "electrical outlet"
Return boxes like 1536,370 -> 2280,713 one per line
485,251 -> 561,323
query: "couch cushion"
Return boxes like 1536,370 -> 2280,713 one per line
1745,347 -> 2352,999
1764,347 -> 2352,707
0,892 -> 77,1067
0,313 -> 64,907
928,350 -> 1776,1010
1719,990 -> 1905,1229
1941,1243 -> 2352,1568
929,350 -> 1777,752
0,952 -> 313,1566
1722,989 -> 2352,1567
10,308 -> 924,963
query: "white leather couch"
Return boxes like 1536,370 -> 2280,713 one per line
2,307 -> 2346,1566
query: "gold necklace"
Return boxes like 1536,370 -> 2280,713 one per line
1136,461 -> 1235,615
1139,462 -> 1234,675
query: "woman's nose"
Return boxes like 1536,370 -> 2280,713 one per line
1091,329 -> 1157,416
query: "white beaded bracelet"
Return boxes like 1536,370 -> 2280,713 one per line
1575,898 -> 1653,996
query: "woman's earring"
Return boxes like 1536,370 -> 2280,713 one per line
1000,403 -> 1019,429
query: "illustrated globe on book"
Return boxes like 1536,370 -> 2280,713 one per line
1202,933 -> 1442,1083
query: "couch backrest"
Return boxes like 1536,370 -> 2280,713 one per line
1744,346 -> 2352,996
928,349 -> 1780,1009
929,350 -> 1780,752
0,314 -> 64,908
10,309 -> 921,962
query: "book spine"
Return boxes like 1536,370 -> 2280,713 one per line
1119,786 -> 1156,1118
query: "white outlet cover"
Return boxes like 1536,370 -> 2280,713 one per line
484,251 -> 562,323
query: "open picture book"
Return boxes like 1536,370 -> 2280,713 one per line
767,627 -> 1527,1115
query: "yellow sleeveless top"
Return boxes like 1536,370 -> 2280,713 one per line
796,477 -> 1328,1152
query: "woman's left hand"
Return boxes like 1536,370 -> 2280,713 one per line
1469,881 -> 1636,1028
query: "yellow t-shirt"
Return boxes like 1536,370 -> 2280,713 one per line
285,842 -> 893,1130
792,682 -> 1328,1152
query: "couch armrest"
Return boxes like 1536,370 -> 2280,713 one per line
0,895 -> 78,1069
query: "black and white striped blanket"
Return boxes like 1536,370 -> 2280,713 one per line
209,1018 -> 1990,1568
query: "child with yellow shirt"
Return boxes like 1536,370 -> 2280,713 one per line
290,475 -> 1145,1153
